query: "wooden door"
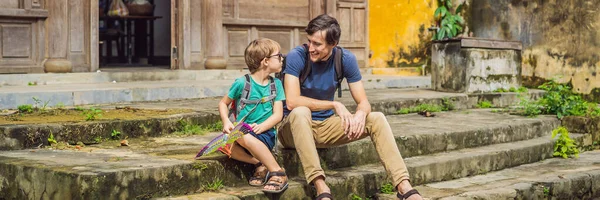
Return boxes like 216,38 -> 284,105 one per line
330,0 -> 369,67
170,0 -> 180,69
0,0 -> 47,73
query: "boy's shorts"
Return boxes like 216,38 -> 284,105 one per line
243,129 -> 276,151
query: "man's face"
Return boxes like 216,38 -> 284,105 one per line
306,30 -> 335,63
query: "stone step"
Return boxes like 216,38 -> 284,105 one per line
156,134 -> 590,200
276,110 -> 560,177
0,112 -> 574,199
376,150 -> 600,200
0,88 -> 545,150
0,75 -> 430,110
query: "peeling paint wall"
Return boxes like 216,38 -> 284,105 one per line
468,0 -> 600,98
368,0 -> 437,70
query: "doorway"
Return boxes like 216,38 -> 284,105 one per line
98,0 -> 171,70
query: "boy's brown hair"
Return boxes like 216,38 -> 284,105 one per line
244,38 -> 281,74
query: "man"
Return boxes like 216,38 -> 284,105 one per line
278,14 -> 423,200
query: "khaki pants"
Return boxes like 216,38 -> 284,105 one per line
277,106 -> 410,187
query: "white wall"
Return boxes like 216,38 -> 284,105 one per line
153,0 -> 170,56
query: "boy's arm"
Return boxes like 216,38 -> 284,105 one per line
347,80 -> 371,139
255,100 -> 283,134
218,95 -> 235,133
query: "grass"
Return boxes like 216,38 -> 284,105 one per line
203,178 -> 224,192
476,100 -> 493,108
173,120 -> 223,136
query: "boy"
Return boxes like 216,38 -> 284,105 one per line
217,38 -> 288,193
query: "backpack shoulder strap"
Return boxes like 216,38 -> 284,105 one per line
237,74 -> 253,116
299,44 -> 311,85
268,76 -> 277,105
334,46 -> 344,98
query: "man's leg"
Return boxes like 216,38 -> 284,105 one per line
278,106 -> 324,183
364,112 -> 421,200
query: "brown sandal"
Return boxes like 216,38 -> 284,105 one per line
261,170 -> 288,193
397,189 -> 420,200
248,162 -> 268,186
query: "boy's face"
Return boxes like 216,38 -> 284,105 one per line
265,48 -> 283,73
307,30 -> 335,63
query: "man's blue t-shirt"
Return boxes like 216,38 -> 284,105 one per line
283,45 -> 362,121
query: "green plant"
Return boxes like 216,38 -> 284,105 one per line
55,102 -> 65,110
111,130 -> 121,140
551,126 -> 579,158
494,88 -> 508,93
538,80 -> 597,118
83,107 -> 103,121
75,106 -> 85,111
441,97 -> 455,111
397,103 -> 444,114
518,95 -> 542,117
380,182 -> 395,194
175,120 -> 223,136
543,186 -> 550,197
204,178 -> 224,192
17,104 -> 33,113
433,0 -> 465,40
351,194 -> 363,200
518,86 -> 529,93
94,136 -> 104,143
477,100 -> 493,108
28,81 -> 37,86
48,132 -> 57,145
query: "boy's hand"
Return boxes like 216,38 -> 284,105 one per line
250,123 -> 263,134
223,121 -> 235,134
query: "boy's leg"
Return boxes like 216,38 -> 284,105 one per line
237,134 -> 286,191
237,134 -> 282,172
229,142 -> 260,164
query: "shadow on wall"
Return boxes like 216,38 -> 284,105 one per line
386,24 -> 432,69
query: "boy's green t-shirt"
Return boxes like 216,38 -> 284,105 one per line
227,75 -> 285,132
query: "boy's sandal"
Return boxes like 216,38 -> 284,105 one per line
261,170 -> 289,193
397,189 -> 420,200
249,162 -> 268,186
315,192 -> 334,200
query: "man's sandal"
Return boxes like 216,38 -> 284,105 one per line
248,162 -> 268,186
397,189 -> 420,200
315,192 -> 334,200
261,170 -> 289,193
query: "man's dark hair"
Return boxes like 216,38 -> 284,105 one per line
305,14 -> 341,45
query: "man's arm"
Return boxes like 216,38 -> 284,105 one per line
283,74 -> 345,111
349,80 -> 371,115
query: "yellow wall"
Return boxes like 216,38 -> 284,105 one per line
369,0 -> 436,70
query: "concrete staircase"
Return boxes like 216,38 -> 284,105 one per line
0,70 -> 430,110
0,69 -> 598,199
1,86 -> 597,199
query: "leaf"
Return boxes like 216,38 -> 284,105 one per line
456,3 -> 464,13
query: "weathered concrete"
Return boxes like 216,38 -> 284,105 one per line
278,110 -> 560,176
0,75 -> 430,110
431,38 -> 522,93
160,134 -> 590,200
562,116 -> 600,142
0,112 -> 220,150
0,89 -> 546,150
468,0 -> 600,97
0,110 -> 573,199
373,150 -> 600,200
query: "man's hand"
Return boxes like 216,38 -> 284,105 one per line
250,123 -> 264,134
222,121 -> 235,134
349,110 -> 366,139
333,102 -> 354,136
